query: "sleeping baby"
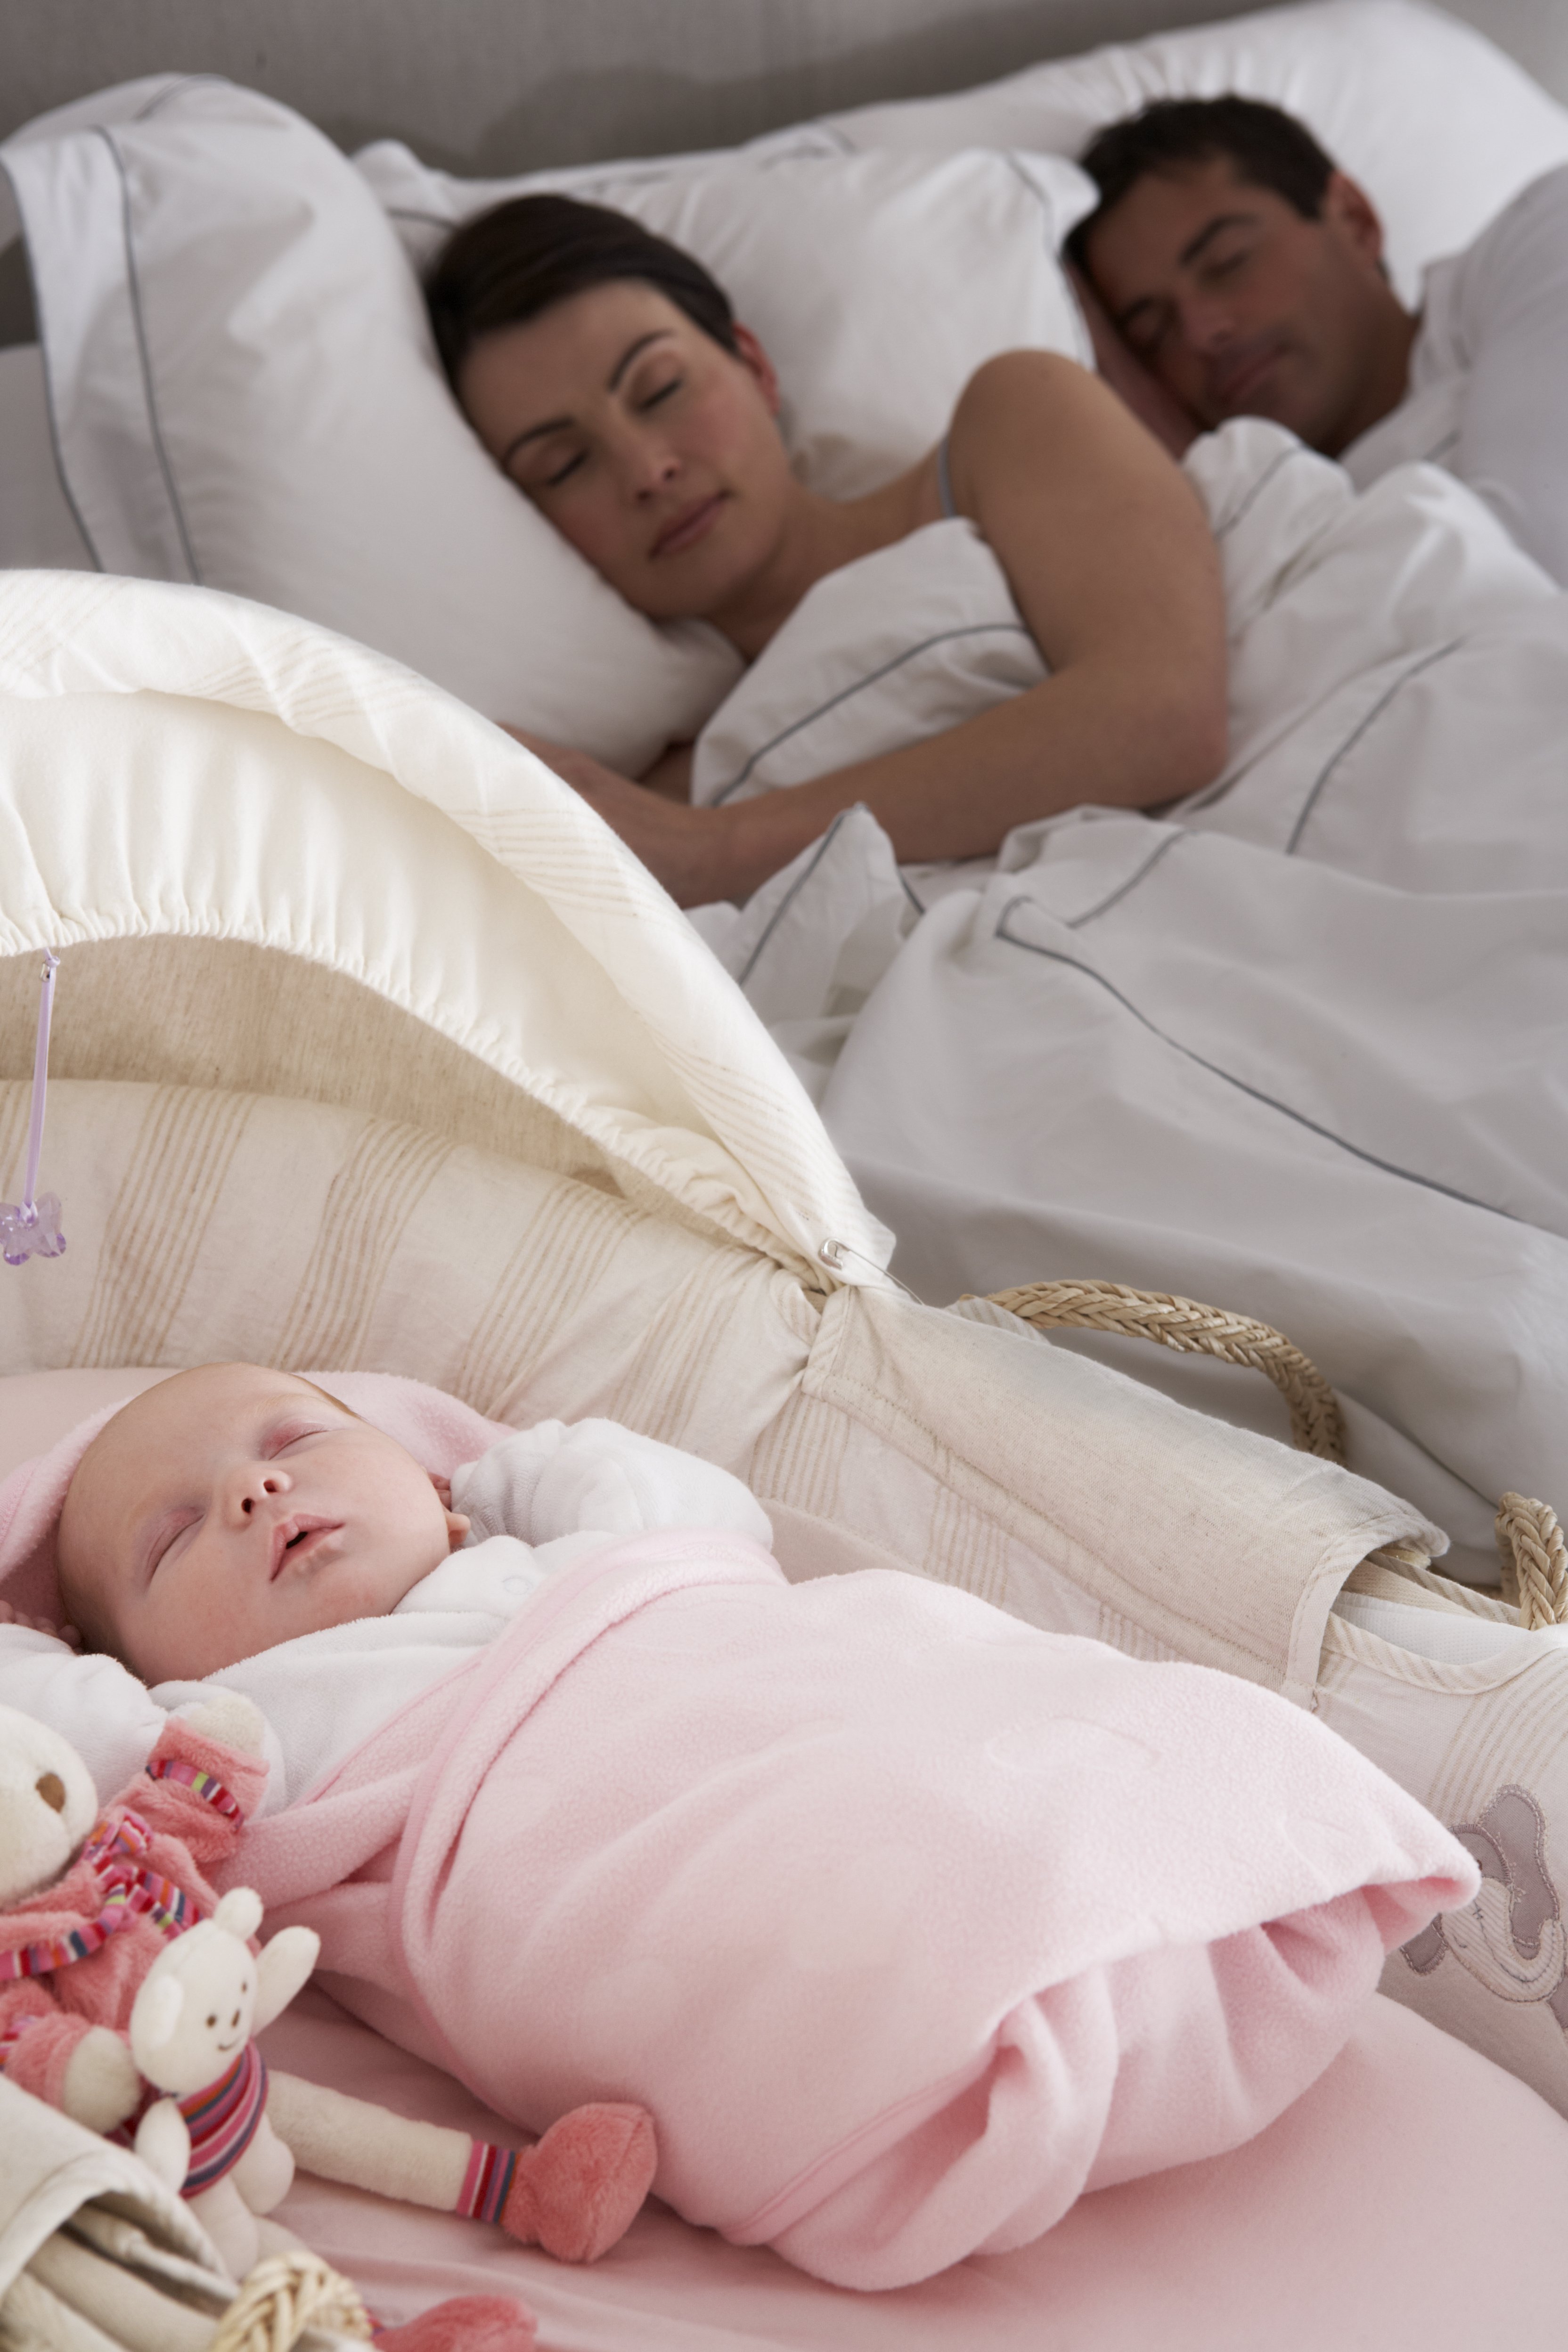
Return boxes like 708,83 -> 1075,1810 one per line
0,1362 -> 1471,2290
44,1360 -> 769,1811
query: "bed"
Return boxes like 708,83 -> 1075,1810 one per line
4,2 -> 1568,2345
4,1 -> 1568,1565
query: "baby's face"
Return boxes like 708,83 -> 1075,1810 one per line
57,1364 -> 467,1683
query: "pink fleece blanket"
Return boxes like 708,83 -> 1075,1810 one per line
0,1372 -> 515,1629
263,1983 -> 1568,2350
234,1528 -> 1473,2290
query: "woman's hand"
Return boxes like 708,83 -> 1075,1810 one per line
503,727 -> 737,905
504,727 -> 860,906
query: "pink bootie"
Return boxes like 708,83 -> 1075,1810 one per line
373,2295 -> 537,2350
499,2101 -> 657,2262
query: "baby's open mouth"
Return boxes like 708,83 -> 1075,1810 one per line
269,1517 -> 341,1579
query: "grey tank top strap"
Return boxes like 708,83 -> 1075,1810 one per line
936,433 -> 957,520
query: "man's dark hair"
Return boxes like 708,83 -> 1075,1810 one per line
426,193 -> 739,386
1066,96 -> 1339,269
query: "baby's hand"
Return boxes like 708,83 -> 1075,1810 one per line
0,1598 -> 80,1648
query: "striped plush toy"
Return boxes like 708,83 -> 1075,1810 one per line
0,1696 -> 656,2302
129,1880 -> 657,2283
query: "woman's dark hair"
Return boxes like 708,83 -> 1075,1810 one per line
1066,97 -> 1339,270
426,193 -> 739,385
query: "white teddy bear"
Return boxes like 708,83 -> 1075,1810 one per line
130,1887 -> 318,2279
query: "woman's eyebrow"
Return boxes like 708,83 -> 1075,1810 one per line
606,328 -> 673,393
499,331 -> 678,472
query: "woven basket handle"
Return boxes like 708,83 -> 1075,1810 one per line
210,2249 -> 371,2352
983,1277 -> 1568,1629
984,1276 -> 1347,1462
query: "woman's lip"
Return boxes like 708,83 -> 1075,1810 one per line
651,494 -> 726,558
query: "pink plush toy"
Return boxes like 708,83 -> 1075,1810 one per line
0,1693 -> 266,2129
0,1694 -> 657,2279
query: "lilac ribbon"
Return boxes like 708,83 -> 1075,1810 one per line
1,951 -> 65,1266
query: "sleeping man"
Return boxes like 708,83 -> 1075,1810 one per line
0,1361 -> 1468,2288
1067,94 -> 1568,585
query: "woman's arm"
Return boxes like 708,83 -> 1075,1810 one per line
516,354 -> 1227,906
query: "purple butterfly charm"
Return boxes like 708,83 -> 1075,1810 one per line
3,951 -> 65,1267
0,1192 -> 66,1266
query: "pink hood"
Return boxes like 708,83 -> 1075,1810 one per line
0,1371 -> 514,1633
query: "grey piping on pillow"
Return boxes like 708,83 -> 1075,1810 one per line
798,122 -> 857,155
993,901 -> 1515,1224
1,159 -> 104,573
707,619 -> 1034,806
134,74 -> 233,123
999,148 -> 1062,257
94,123 -> 202,586
999,149 -> 1091,360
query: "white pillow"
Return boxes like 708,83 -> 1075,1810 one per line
820,0 -> 1568,307
1,76 -> 739,773
0,345 -> 93,570
356,139 -> 1094,501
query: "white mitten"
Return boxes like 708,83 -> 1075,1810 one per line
531,1422 -> 773,1546
451,1421 -> 572,1542
175,1690 -> 267,1756
456,1420 -> 773,1547
61,2026 -> 141,2134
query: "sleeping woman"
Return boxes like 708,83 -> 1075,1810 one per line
427,195 -> 1228,908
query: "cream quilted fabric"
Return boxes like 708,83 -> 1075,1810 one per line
0,570 -> 889,1287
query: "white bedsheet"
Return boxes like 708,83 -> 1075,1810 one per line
692,420 -> 1568,1577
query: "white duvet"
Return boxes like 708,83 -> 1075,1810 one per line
688,420 -> 1568,1577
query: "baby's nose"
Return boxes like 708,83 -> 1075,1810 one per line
240,1471 -> 287,1515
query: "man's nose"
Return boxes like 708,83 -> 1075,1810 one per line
1175,287 -> 1239,355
